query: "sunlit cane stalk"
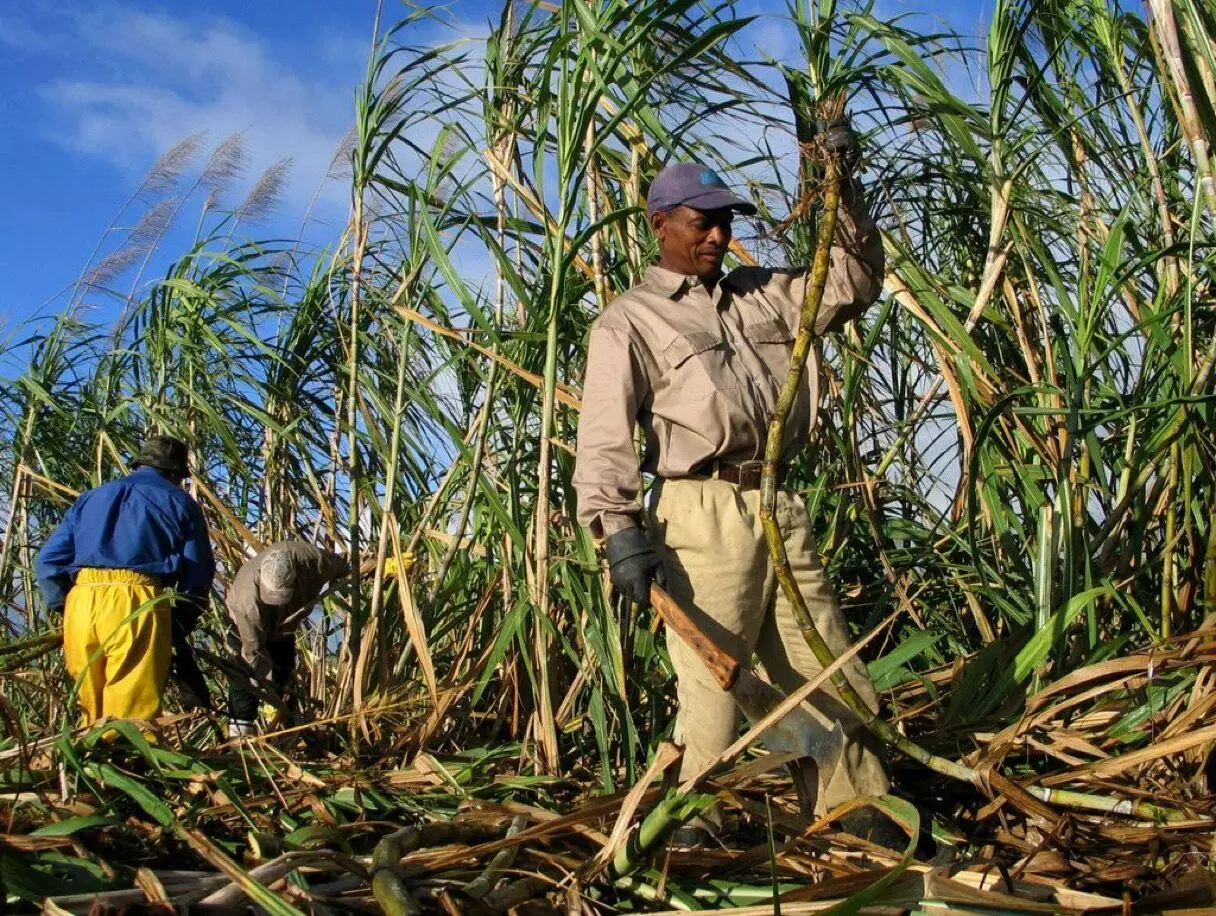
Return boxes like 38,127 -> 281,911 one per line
1146,0 -> 1216,219
759,137 -> 971,785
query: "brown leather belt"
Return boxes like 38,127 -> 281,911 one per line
693,460 -> 778,491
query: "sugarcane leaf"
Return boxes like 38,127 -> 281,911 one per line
868,630 -> 942,691
1,849 -> 76,903
823,794 -> 919,915
31,815 -> 117,836
1011,586 -> 1115,686
88,763 -> 176,829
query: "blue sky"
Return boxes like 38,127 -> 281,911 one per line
0,1 -> 383,336
0,0 -> 988,345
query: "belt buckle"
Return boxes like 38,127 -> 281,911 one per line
746,464 -> 763,489
730,461 -> 760,489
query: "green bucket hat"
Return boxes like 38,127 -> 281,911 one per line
132,435 -> 190,477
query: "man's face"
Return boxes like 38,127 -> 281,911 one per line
652,205 -> 733,279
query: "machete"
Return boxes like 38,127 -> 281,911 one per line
649,583 -> 846,790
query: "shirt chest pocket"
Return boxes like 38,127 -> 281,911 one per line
660,330 -> 739,396
744,318 -> 796,377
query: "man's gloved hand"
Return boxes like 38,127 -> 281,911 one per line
812,116 -> 862,176
170,621 -> 212,711
605,526 -> 666,610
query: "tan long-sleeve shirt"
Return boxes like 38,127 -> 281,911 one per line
573,187 -> 884,538
228,541 -> 348,678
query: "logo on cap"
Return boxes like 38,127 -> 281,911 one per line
699,169 -> 724,187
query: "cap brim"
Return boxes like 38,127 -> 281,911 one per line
259,586 -> 293,606
679,188 -> 757,215
134,461 -> 190,477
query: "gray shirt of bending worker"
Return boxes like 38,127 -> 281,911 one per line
227,540 -> 349,679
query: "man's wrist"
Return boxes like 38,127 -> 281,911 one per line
605,526 -> 656,567
599,512 -> 642,537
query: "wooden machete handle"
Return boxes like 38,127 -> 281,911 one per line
650,584 -> 740,691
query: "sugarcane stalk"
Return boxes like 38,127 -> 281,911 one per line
758,151 -> 971,785
482,877 -> 552,913
615,870 -> 702,910
1163,441 -> 1181,638
608,790 -> 715,879
371,828 -> 423,916
202,851 -> 359,908
464,815 -> 529,899
0,444 -> 31,623
753,122 -> 1209,817
1204,504 -> 1216,618
532,308 -> 562,774
1025,786 -> 1190,822
1147,0 -> 1216,219
356,319 -> 416,700
428,405 -> 493,606
0,629 -> 61,671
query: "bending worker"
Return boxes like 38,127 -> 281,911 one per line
572,124 -> 891,845
36,436 -> 215,725
225,540 -> 348,736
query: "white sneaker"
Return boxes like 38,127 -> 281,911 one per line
228,720 -> 257,738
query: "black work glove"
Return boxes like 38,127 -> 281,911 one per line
812,116 -> 862,176
171,641 -> 212,710
171,616 -> 212,711
605,526 -> 666,610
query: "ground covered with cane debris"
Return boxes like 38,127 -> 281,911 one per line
5,632 -> 1216,912
3,0 -> 1216,911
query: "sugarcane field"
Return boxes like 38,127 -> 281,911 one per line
2,0 -> 1215,912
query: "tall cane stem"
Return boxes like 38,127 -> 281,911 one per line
758,156 -> 972,784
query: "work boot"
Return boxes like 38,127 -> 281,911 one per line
670,826 -> 715,850
839,809 -> 907,853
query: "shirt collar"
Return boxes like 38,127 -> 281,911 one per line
643,264 -> 726,300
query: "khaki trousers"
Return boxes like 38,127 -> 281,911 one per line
649,477 -> 889,816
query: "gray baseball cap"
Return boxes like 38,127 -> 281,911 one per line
646,163 -> 756,217
258,550 -> 297,606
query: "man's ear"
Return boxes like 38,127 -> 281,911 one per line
650,210 -> 667,242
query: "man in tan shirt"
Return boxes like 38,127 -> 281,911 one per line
225,540 -> 348,736
573,130 -> 893,844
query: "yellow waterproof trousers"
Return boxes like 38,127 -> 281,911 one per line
62,568 -> 172,725
650,477 -> 890,818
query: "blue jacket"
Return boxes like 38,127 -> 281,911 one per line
36,467 -> 216,613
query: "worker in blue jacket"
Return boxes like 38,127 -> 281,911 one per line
36,436 -> 216,724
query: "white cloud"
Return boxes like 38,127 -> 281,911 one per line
31,3 -> 367,220
0,11 -> 59,53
